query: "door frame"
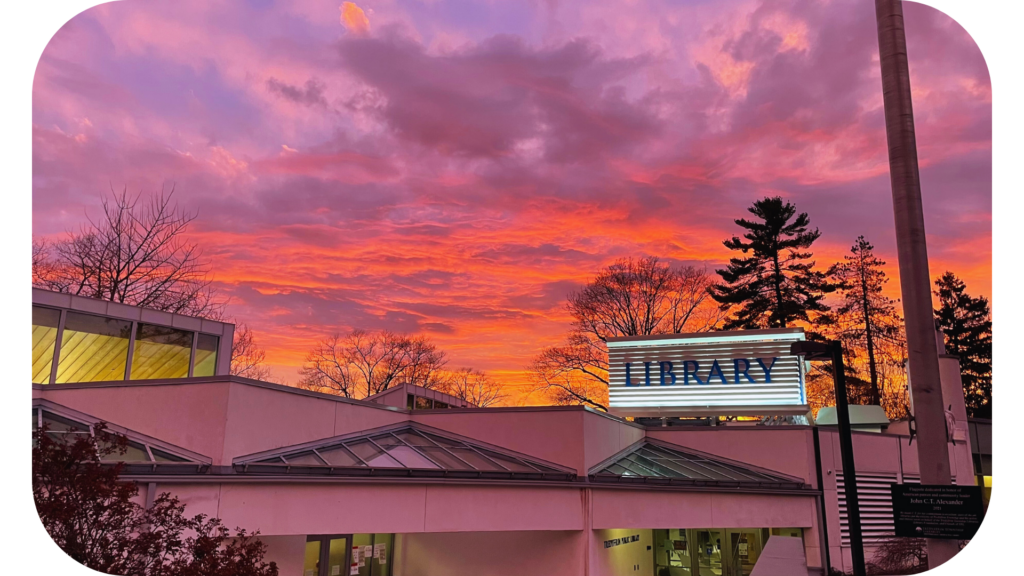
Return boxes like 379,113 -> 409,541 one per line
307,534 -> 352,576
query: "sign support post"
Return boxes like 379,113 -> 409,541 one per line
792,339 -> 866,576
830,340 -> 866,576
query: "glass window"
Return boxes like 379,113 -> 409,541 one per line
56,312 -> 132,383
32,306 -> 60,384
192,333 -> 219,377
327,537 -> 348,576
151,447 -> 187,462
433,401 -> 449,409
130,323 -> 193,380
318,445 -> 363,467
414,396 -> 433,410
448,447 -> 502,471
353,533 -> 394,576
346,440 -> 402,467
386,445 -> 439,469
406,394 -> 414,410
285,451 -> 325,466
416,446 -> 472,470
303,540 -> 321,576
370,534 -> 393,576
479,449 -> 538,472
95,438 -> 151,462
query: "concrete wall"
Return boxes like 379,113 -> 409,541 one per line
394,530 -> 585,576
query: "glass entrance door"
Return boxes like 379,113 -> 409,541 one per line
306,534 -> 394,576
305,536 -> 349,576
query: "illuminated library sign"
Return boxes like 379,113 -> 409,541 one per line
606,328 -> 809,417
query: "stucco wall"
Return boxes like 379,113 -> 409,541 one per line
394,530 -> 585,576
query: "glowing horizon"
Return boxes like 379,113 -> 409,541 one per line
32,0 -> 991,393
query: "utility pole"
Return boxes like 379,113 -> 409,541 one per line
873,0 -> 959,568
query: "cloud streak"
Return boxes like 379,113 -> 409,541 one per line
33,0 -> 991,391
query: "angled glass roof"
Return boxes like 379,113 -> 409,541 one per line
32,400 -> 211,475
590,440 -> 807,490
234,423 -> 577,481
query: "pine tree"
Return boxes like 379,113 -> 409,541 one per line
710,196 -> 834,329
934,272 -> 992,419
826,236 -> 903,405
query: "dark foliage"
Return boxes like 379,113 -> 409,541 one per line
933,272 -> 992,418
710,197 -> 835,329
33,422 -> 278,576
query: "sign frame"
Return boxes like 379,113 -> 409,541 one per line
606,328 -> 810,417
890,484 -> 984,540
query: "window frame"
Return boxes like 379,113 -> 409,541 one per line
33,305 -> 224,384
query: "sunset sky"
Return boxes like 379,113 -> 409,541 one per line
32,0 -> 991,393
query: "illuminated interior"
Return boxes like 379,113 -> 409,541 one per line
130,323 -> 193,380
32,306 -> 60,383
192,333 -> 219,377
56,311 -> 132,383
32,301 -> 226,384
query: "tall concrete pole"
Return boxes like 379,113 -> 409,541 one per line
874,0 -> 959,568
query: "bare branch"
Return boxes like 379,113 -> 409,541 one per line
32,187 -> 222,319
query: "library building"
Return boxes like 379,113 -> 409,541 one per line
30,288 -> 987,576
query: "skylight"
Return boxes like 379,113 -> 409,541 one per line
234,424 -> 576,481
590,440 -> 807,490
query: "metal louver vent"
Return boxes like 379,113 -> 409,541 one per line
837,472 -> 920,545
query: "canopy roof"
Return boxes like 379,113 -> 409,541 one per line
233,422 -> 576,481
32,399 -> 211,475
590,439 -> 808,490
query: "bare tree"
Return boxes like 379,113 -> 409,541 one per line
230,322 -> 273,381
32,187 -> 221,318
437,368 -> 507,407
298,329 -> 448,398
529,257 -> 723,409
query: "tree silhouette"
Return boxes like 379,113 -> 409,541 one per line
710,197 -> 834,329
529,257 -> 722,410
825,236 -> 904,405
33,188 -> 221,318
934,272 -> 992,419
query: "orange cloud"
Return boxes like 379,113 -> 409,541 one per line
340,2 -> 370,36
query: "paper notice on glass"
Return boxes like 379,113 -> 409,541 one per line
374,543 -> 385,559
331,565 -> 341,576
349,564 -> 358,576
363,545 -> 372,557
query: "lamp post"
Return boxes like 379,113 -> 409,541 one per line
792,340 -> 865,576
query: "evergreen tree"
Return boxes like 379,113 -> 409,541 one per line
710,196 -> 834,329
934,272 -> 992,419
826,236 -> 903,405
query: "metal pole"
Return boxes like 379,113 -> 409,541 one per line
831,340 -> 866,576
873,0 -> 959,567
